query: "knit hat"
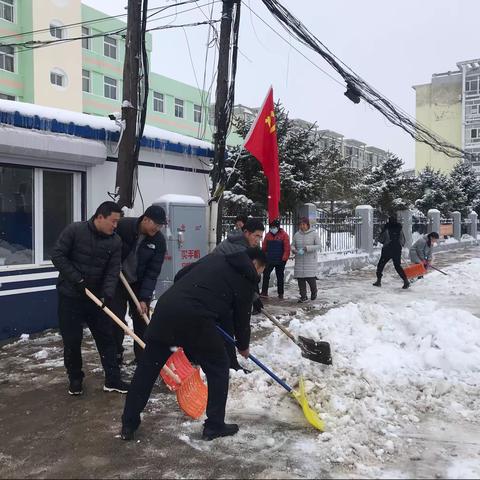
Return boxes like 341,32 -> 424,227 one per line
143,205 -> 167,225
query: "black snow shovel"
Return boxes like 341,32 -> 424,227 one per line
261,309 -> 332,365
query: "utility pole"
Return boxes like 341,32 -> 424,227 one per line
115,0 -> 142,209
209,0 -> 240,248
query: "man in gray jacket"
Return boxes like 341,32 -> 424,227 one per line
410,232 -> 439,266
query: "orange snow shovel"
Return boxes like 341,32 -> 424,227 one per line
403,263 -> 427,279
85,288 -> 208,419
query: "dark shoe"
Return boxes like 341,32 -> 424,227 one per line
120,426 -> 135,441
278,294 -> 284,300
297,297 -> 308,303
68,379 -> 83,396
372,280 -> 381,287
103,379 -> 129,394
202,423 -> 239,441
311,292 -> 317,301
402,281 -> 410,289
260,292 -> 268,298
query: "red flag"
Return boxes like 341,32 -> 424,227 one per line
244,87 -> 280,221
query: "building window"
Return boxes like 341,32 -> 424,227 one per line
194,104 -> 202,123
0,166 -> 80,267
0,0 -> 14,23
0,92 -> 14,100
82,69 -> 90,93
104,76 -> 117,99
0,165 -> 34,266
50,69 -> 67,88
50,22 -> 64,40
153,91 -> 164,113
104,36 -> 117,59
42,171 -> 73,261
471,128 -> 478,140
0,45 -> 14,72
174,98 -> 184,118
82,26 -> 91,49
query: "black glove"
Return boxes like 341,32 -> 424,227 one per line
75,279 -> 87,295
100,296 -> 112,310
252,297 -> 263,314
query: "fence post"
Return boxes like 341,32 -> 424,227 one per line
355,205 -> 373,254
468,211 -> 478,239
427,209 -> 441,234
452,211 -> 461,241
397,209 -> 413,248
298,203 -> 317,227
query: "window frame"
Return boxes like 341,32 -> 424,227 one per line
174,98 -> 184,118
50,70 -> 66,88
104,36 -> 118,60
82,69 -> 91,93
49,21 -> 64,40
0,45 -> 14,72
194,104 -> 202,123
82,26 -> 91,50
0,92 -> 15,100
0,0 -> 14,23
104,75 -> 117,100
153,91 -> 164,113
0,164 -> 82,270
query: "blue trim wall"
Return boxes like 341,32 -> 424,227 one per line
0,109 -> 214,159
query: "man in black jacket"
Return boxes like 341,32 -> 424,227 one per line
121,248 -> 266,442
51,201 -> 129,396
111,205 -> 167,364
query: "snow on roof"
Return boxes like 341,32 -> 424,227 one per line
0,99 -> 214,157
154,194 -> 206,206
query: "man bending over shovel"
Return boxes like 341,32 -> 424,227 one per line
121,248 -> 266,441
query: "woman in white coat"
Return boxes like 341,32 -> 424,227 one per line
291,217 -> 321,302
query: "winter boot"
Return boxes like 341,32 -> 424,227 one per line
278,294 -> 284,300
103,379 -> 130,394
202,423 -> 239,441
402,280 -> 410,289
372,277 -> 381,287
68,378 -> 83,396
311,291 -> 317,301
297,297 -> 308,303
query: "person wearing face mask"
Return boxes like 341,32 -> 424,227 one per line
111,205 -> 167,364
409,231 -> 439,270
291,217 -> 321,302
261,219 -> 291,300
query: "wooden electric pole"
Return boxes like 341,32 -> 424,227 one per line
210,0 -> 240,247
115,0 -> 142,209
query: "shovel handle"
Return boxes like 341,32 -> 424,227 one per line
429,265 -> 448,276
85,288 -> 180,384
119,272 -> 150,325
261,309 -> 297,343
216,326 -> 293,394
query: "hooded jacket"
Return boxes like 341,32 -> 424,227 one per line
146,251 -> 258,351
409,235 -> 433,263
115,216 -> 166,301
51,219 -> 122,299
213,231 -> 249,255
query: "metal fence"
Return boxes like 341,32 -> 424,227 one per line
461,218 -> 471,236
412,213 -> 429,235
221,212 -> 362,253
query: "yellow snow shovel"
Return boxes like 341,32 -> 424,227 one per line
217,326 -> 324,431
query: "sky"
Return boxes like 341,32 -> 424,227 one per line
83,0 -> 480,169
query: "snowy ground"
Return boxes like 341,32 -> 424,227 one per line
1,248 -> 480,478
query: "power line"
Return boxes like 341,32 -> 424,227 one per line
258,0 -> 467,160
0,0 -> 200,42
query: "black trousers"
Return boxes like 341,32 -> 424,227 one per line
122,339 -> 230,431
376,246 -> 408,282
261,262 -> 286,295
297,277 -> 317,299
58,293 -> 121,383
110,282 -> 147,361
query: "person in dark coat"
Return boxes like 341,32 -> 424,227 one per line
373,215 -> 409,289
214,218 -> 265,369
261,219 -> 291,299
121,248 -> 266,442
111,205 -> 167,364
51,201 -> 129,396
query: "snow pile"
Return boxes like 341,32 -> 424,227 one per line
226,259 -> 480,472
